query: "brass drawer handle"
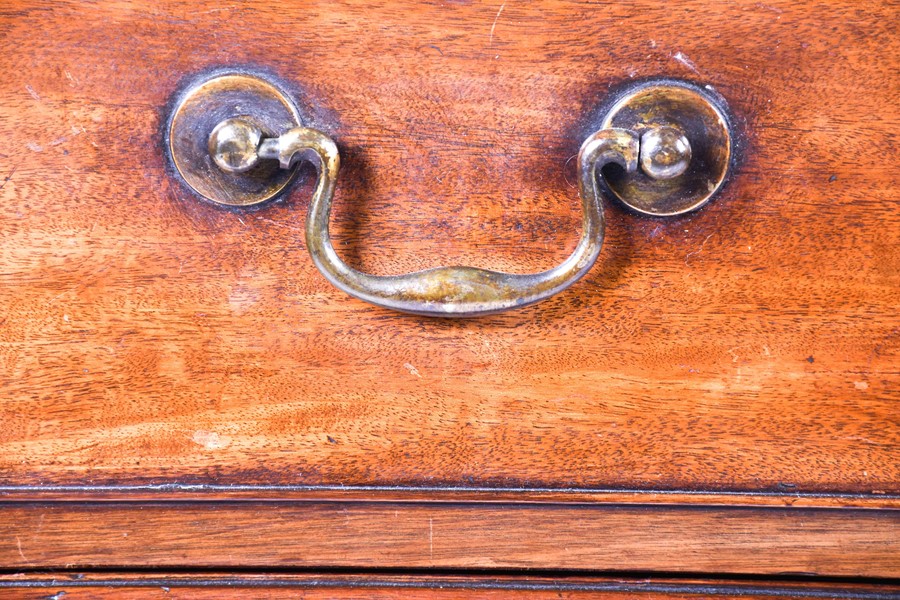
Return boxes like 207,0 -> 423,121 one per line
245,125 -> 637,317
168,74 -> 731,317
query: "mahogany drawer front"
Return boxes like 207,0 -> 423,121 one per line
0,0 -> 897,579
0,501 -> 898,577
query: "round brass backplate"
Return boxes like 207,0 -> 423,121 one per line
600,80 -> 732,216
167,73 -> 302,206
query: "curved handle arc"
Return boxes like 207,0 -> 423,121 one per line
268,127 -> 638,317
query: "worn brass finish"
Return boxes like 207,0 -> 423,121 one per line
168,73 -> 302,206
196,109 -> 640,316
244,127 -> 638,316
169,74 -> 734,316
303,128 -> 639,316
640,126 -> 692,180
600,80 -> 732,216
208,117 -> 265,174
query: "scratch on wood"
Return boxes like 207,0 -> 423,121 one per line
429,517 -> 434,560
672,51 -> 700,74
422,44 -> 444,56
489,2 -> 506,48
24,84 -> 41,101
254,215 -> 304,233
845,435 -> 878,445
15,535 -> 29,563
0,165 -> 16,191
755,2 -> 784,14
685,233 -> 714,265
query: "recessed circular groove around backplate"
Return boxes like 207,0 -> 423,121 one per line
167,73 -> 303,207
600,80 -> 733,216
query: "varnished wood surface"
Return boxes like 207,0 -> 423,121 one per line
0,0 -> 896,496
0,0 -> 898,579
2,502 -> 898,576
2,574 -> 899,600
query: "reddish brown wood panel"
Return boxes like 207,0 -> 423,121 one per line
2,574 -> 898,600
1,502 -> 898,577
0,1 -> 897,495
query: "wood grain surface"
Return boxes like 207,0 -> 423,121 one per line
2,502 -> 899,576
2,574 -> 899,600
0,0 -> 896,496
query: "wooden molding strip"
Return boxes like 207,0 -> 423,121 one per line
1,485 -> 898,509
0,574 -> 899,599
1,501 -> 897,577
